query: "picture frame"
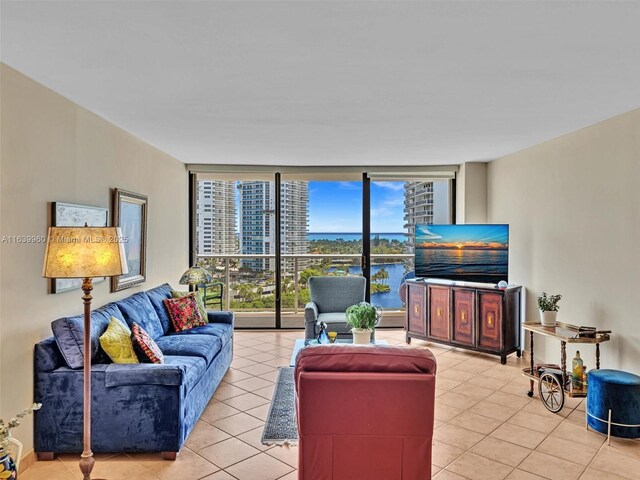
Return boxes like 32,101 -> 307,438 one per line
111,188 -> 148,292
50,202 -> 109,294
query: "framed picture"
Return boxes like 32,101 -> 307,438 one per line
50,202 -> 109,294
111,189 -> 148,292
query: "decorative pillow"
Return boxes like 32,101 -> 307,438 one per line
171,290 -> 207,324
99,317 -> 139,364
131,322 -> 164,364
163,295 -> 206,332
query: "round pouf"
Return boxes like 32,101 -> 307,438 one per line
587,369 -> 640,439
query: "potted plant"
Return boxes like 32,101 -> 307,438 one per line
538,292 -> 562,326
0,403 -> 41,479
345,302 -> 382,344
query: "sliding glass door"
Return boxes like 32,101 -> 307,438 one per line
190,168 -> 454,329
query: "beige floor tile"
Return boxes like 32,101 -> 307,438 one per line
184,420 -> 232,451
438,368 -> 477,382
231,357 -> 258,369
433,424 -> 486,450
466,373 -> 512,389
233,376 -> 274,392
508,410 -> 563,434
254,384 -> 277,399
245,402 -> 271,421
142,448 -> 220,480
199,437 -> 260,469
258,370 -> 281,382
521,397 -> 571,418
449,410 -> 503,434
579,467 -> 632,480
435,403 -> 464,422
490,423 -> 547,449
551,420 -> 606,449
277,471 -> 298,480
200,400 -> 242,424
518,451 -> 585,480
450,383 -> 496,401
435,470 -> 470,480
222,367 -> 254,383
438,391 -> 481,410
485,391 -> 532,410
238,363 -> 277,376
608,438 -> 640,461
266,445 -> 299,468
225,452 -> 293,480
447,452 -> 514,480
589,446 -> 640,480
201,470 -> 238,480
18,460 -> 76,480
213,381 -> 248,400
223,392 -> 270,410
470,436 -> 531,467
236,425 -> 275,452
469,400 -> 519,421
212,411 -> 264,436
432,440 -> 465,468
535,435 -> 599,465
245,352 -> 278,363
505,469 -> 547,480
263,357 -> 291,368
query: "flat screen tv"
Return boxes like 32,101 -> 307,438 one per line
415,224 -> 509,284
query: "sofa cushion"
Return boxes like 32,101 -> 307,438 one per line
167,323 -> 233,346
116,292 -> 164,340
52,302 -> 125,369
100,317 -> 139,364
144,283 -> 174,334
154,334 -> 221,365
163,295 -> 206,332
171,290 -> 207,325
309,276 -> 366,313
104,355 -> 206,392
131,322 -> 164,364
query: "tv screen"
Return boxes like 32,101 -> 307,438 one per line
415,224 -> 509,284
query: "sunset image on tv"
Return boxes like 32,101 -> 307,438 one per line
415,224 -> 509,284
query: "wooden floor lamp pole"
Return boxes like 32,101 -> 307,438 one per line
80,277 -> 95,480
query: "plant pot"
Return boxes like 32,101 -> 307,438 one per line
0,449 -> 17,479
351,328 -> 372,345
540,310 -> 557,327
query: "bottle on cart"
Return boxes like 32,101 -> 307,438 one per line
582,365 -> 588,391
572,351 -> 583,390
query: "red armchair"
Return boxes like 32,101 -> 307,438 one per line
295,345 -> 437,480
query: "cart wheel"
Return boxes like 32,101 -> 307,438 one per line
527,390 -> 534,398
538,372 -> 564,413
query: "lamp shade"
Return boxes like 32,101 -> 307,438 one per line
42,227 -> 128,278
179,266 -> 214,286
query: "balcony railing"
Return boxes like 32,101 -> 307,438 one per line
196,253 -> 413,314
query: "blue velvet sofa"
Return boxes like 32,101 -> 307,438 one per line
33,283 -> 233,459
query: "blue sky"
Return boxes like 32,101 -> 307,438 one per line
309,181 -> 405,232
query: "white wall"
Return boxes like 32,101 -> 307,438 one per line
456,162 -> 487,224
487,109 -> 640,373
0,64 -> 189,455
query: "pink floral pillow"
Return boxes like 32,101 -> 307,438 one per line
163,294 -> 206,332
131,322 -> 164,364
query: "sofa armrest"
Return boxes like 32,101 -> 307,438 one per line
105,363 -> 184,388
207,311 -> 234,325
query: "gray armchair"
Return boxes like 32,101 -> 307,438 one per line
304,276 -> 367,340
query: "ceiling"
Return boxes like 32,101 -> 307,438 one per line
1,1 -> 639,166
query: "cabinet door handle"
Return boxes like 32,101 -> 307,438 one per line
414,305 -> 419,315
461,311 -> 466,323
437,308 -> 441,317
488,314 -> 493,326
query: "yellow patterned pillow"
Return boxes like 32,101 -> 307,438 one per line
99,317 -> 139,364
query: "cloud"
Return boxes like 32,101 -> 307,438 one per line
337,182 -> 361,190
416,226 -> 442,239
371,207 -> 394,217
374,182 -> 405,191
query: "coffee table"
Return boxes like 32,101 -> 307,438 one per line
289,338 -> 389,367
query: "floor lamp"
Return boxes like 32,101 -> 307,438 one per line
42,226 -> 128,480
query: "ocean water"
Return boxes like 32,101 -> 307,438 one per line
415,248 -> 508,283
309,232 -> 407,242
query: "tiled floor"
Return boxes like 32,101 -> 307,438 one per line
22,329 -> 640,480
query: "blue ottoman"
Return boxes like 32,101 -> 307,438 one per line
587,369 -> 640,441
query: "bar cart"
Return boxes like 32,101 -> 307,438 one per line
522,322 -> 611,413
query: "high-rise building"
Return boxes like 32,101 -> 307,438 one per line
403,181 -> 450,248
196,180 -> 238,255
238,181 -> 309,270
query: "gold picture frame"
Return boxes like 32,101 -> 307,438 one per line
111,188 -> 148,292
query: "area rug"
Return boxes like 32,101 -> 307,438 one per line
261,367 -> 298,446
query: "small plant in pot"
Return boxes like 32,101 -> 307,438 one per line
345,302 -> 382,344
538,292 -> 562,327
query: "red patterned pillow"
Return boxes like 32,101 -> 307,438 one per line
163,294 -> 206,332
131,322 -> 164,364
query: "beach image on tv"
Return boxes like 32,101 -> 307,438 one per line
415,224 -> 509,284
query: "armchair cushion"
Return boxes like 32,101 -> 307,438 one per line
304,302 -> 319,323
309,276 -> 366,313
317,312 -> 347,324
